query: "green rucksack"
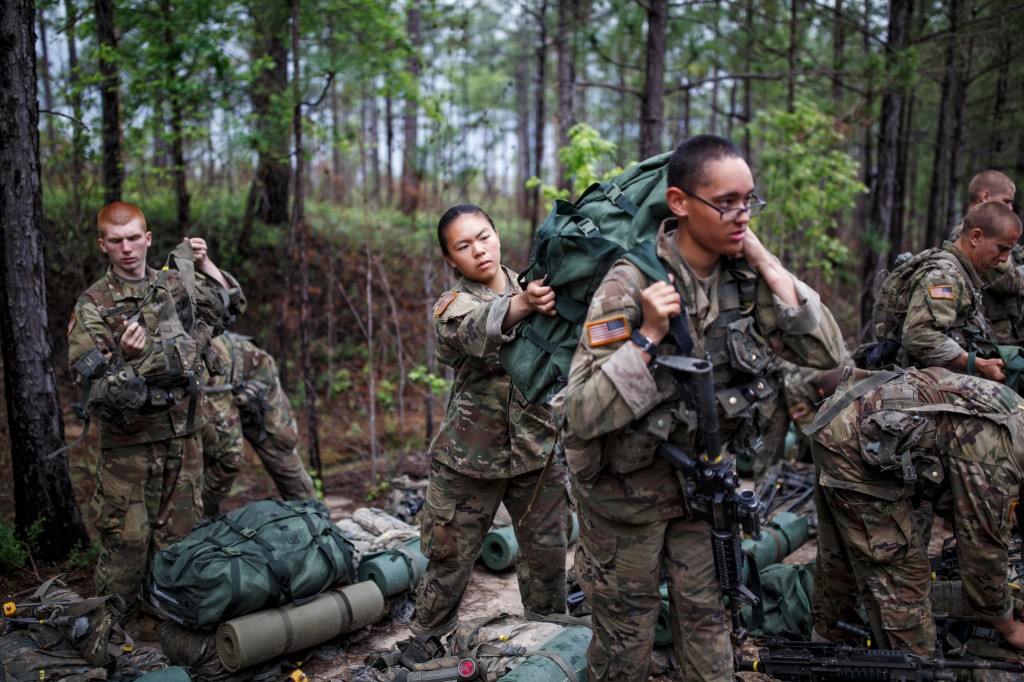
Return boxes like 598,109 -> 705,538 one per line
739,561 -> 815,640
500,152 -> 676,404
145,499 -> 355,632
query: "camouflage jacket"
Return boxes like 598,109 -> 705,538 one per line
563,218 -> 847,523
206,332 -> 292,436
68,263 -> 245,448
900,242 -> 998,367
430,268 -> 554,479
811,366 -> 1024,622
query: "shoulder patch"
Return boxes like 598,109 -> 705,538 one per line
66,312 -> 76,336
928,285 -> 955,300
434,291 -> 458,317
585,315 -> 630,347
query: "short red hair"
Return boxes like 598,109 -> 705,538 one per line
97,201 -> 146,237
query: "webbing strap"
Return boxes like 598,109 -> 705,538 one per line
803,369 -> 903,437
604,181 -> 639,218
522,326 -> 560,355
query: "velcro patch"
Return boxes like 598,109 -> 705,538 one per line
929,285 -> 954,300
789,404 -> 810,421
586,315 -> 630,346
66,312 -> 76,336
434,291 -> 458,317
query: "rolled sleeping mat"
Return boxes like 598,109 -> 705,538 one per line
741,511 -> 810,572
480,526 -> 519,571
356,537 -> 429,597
655,584 -> 673,646
497,625 -> 592,682
216,581 -> 385,672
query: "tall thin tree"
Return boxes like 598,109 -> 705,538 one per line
1,0 -> 91,561
94,0 -> 122,203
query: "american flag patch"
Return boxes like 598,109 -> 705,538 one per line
434,291 -> 458,317
929,285 -> 954,300
586,315 -> 630,346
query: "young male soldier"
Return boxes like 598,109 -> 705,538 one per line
948,171 -> 1022,345
806,365 -> 1024,655
66,201 -> 244,614
564,135 -> 846,682
900,202 -> 1022,382
200,331 -> 316,515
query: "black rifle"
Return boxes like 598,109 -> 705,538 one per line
654,351 -> 765,642
739,638 -> 1024,682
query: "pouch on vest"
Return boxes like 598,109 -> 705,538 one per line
856,410 -> 933,484
88,356 -> 148,425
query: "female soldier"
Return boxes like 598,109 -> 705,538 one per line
409,204 -> 569,637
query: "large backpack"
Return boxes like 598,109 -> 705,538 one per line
145,498 -> 355,631
861,248 -> 962,368
500,152 -> 676,404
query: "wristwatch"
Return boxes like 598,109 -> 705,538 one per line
630,329 -> 659,355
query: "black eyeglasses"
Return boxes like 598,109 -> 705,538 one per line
681,188 -> 767,222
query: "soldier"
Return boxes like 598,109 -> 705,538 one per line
200,332 -> 316,516
410,204 -> 569,638
806,365 -> 1024,655
563,135 -> 846,682
66,201 -> 244,614
780,357 -> 850,463
900,202 -> 1022,383
948,171 -> 1022,345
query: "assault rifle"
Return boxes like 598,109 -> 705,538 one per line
739,638 -> 1024,682
654,352 -> 765,642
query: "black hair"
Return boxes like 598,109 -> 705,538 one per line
436,204 -> 496,277
666,135 -> 743,191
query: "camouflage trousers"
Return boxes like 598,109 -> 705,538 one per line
574,502 -> 733,682
200,390 -> 315,516
811,448 -> 933,654
411,459 -> 569,635
89,433 -> 202,606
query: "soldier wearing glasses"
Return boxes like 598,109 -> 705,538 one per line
563,135 -> 846,682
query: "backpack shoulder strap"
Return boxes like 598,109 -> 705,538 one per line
803,368 -> 903,437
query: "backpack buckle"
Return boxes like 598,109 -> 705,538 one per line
576,217 -> 596,235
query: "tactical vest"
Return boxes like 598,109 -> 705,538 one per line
605,259 -> 772,474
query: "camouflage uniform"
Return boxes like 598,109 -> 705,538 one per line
200,332 -> 315,515
900,242 -> 1000,368
411,267 -> 569,635
564,219 -> 846,682
809,366 -> 1024,656
67,257 -> 244,605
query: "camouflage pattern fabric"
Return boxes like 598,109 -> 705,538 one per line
900,242 -> 999,368
563,219 -> 846,682
89,434 -> 203,605
200,333 -> 315,515
412,459 -> 569,635
810,366 -> 1024,656
68,261 -> 242,606
428,268 -> 556,479
949,221 -> 1024,346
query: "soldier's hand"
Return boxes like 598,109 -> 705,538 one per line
994,617 -> 1024,650
738,227 -> 770,267
120,321 -> 146,359
639,278 -> 681,344
187,237 -> 209,268
524,278 -> 556,316
975,356 -> 1006,383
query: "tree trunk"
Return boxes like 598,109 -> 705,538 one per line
65,0 -> 85,229
530,0 -> 548,229
832,0 -> 843,110
399,1 -> 422,216
369,91 -> 381,206
639,0 -> 668,159
787,0 -> 799,112
859,0 -> 912,330
289,0 -> 321,480
515,20 -> 531,220
37,6 -> 55,148
555,0 -> 575,193
94,0 -> 122,204
991,42 -> 1010,159
385,88 -> 394,207
945,13 -> 972,233
239,2 -> 290,254
1,0 -> 91,561
925,15 -> 953,249
162,0 -> 190,232
330,79 -> 345,204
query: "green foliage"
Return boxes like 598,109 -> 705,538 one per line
749,100 -> 866,280
409,365 -> 450,397
364,478 -> 389,502
376,378 -> 396,409
66,538 -> 102,574
0,519 -> 28,573
526,123 -> 621,202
